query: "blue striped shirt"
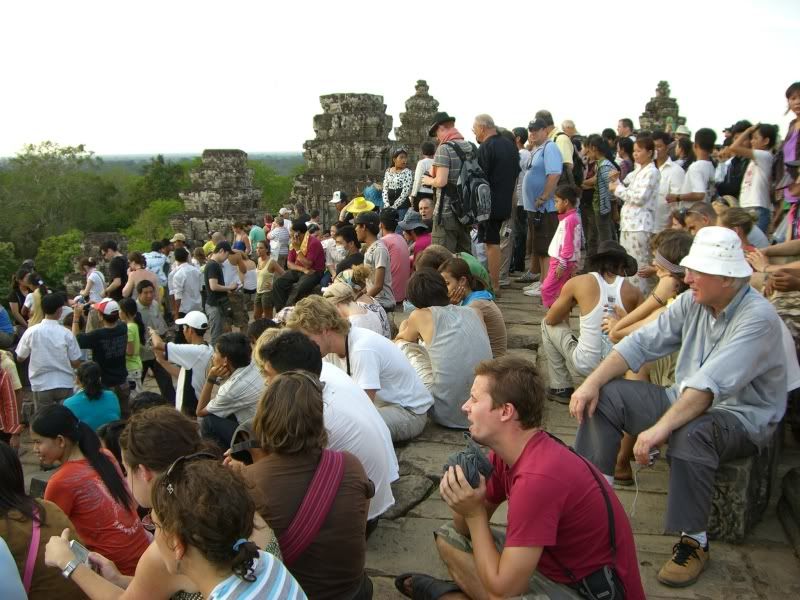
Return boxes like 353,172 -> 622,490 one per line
208,551 -> 306,600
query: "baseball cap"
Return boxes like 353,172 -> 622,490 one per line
528,118 -> 547,131
175,310 -> 209,330
92,298 -> 120,315
214,241 -> 232,253
354,211 -> 379,227
279,207 -> 292,216
330,191 -> 348,205
170,233 -> 186,243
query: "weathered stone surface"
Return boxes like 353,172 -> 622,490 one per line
398,441 -> 462,481
506,323 -> 540,350
638,81 -> 686,133
383,475 -> 434,520
395,80 -> 439,166
415,421 -> 471,446
370,576 -> 408,600
366,517 -> 450,579
173,149 -> 263,245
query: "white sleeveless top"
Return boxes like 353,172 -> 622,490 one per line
243,267 -> 257,291
572,273 -> 625,375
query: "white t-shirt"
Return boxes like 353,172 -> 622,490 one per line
85,270 -> 106,303
171,263 -> 204,313
739,149 -> 774,210
165,342 -> 214,412
326,326 -> 433,414
320,362 -> 398,519
678,160 -> 716,207
207,363 -> 264,424
15,319 -> 82,392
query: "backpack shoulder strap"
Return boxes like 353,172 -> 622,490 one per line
446,141 -> 469,161
23,505 -> 41,593
278,449 -> 346,566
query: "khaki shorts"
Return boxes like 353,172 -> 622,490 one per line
435,522 -> 582,600
255,291 -> 274,310
228,291 -> 250,329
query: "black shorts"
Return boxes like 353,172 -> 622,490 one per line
477,218 -> 503,244
530,211 -> 559,257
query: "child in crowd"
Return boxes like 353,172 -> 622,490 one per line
540,185 -> 582,308
118,298 -> 144,399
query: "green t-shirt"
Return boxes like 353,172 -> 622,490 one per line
458,252 -> 495,297
249,225 -> 267,245
126,322 -> 143,372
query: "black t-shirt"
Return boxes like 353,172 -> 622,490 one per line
76,322 -> 128,387
107,256 -> 128,301
335,252 -> 364,275
478,134 -> 521,220
204,260 -> 227,307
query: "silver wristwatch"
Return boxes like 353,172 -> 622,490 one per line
62,559 -> 80,579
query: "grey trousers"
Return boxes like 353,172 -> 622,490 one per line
374,397 -> 428,442
32,388 -> 73,414
205,304 -> 227,345
574,379 -> 757,533
540,321 -> 580,390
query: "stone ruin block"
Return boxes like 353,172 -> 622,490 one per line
638,80 -> 686,133
395,80 -> 440,165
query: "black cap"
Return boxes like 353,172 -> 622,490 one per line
528,118 -> 548,131
428,112 -> 456,136
354,211 -> 380,227
214,241 -> 232,253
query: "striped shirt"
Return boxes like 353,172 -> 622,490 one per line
207,551 -> 307,599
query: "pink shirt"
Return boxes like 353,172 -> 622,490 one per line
381,232 -> 411,302
412,232 -> 432,267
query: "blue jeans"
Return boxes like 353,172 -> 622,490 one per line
752,206 -> 771,235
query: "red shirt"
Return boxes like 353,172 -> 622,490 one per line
381,232 -> 411,302
412,232 -> 432,266
45,450 -> 150,575
485,432 -> 645,600
288,235 -> 325,273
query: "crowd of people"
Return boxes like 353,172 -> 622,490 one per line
0,81 -> 799,599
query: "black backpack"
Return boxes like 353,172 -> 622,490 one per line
441,141 -> 492,226
555,132 -> 584,187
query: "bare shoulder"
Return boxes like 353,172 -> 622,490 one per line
621,281 -> 644,310
123,542 -> 196,599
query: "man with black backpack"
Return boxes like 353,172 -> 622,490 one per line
422,112 -> 479,254
473,114 -> 520,293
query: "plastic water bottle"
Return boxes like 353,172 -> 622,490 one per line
600,297 -> 616,359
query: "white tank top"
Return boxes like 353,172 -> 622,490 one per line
243,267 -> 257,291
572,273 -> 625,375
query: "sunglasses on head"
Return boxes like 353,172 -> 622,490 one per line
163,452 -> 217,495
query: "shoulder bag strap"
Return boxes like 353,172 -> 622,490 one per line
23,505 -> 41,593
278,449 -> 346,566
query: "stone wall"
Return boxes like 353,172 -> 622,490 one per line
639,80 -> 686,133
395,80 -> 439,165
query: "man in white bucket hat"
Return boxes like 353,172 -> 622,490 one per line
569,227 -> 787,587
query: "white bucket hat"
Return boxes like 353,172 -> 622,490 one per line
680,226 -> 752,278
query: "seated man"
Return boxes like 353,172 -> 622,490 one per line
396,269 -> 492,429
541,240 -> 642,403
286,295 -> 433,442
254,329 -> 399,522
399,354 -> 645,600
272,220 -> 325,311
571,227 -> 788,588
197,332 -> 264,450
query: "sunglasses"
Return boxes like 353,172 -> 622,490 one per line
163,452 -> 217,495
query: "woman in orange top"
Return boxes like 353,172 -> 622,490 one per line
31,405 -> 149,576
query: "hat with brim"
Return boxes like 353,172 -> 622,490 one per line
586,241 -> 638,277
92,298 -> 120,315
330,191 -> 348,205
344,196 -> 375,214
679,226 -> 752,278
428,111 -> 456,137
170,233 -> 186,243
675,125 -> 691,136
175,310 -> 209,330
398,210 -> 429,231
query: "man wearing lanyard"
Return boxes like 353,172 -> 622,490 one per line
569,227 -> 788,588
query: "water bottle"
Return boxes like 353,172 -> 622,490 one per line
600,296 -> 616,359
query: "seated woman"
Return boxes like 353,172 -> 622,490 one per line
0,442 -> 85,599
63,361 -> 121,431
242,371 -> 374,600
438,257 -> 507,357
44,406 -> 281,599
396,269 -> 492,429
718,207 -> 766,252
150,459 -> 304,599
323,265 -> 391,338
31,405 -> 149,576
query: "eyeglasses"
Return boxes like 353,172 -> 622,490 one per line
163,452 -> 217,495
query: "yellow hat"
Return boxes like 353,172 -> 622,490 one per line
343,196 -> 375,214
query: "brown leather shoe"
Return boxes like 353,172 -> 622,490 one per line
657,535 -> 709,587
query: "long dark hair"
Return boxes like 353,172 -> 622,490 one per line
26,271 -> 49,295
76,361 -> 105,401
586,134 -> 619,168
677,137 -> 696,170
0,441 -> 47,526
32,405 -> 132,508
119,298 -> 145,344
11,268 -> 30,293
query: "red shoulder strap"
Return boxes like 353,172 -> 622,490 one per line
278,449 -> 345,566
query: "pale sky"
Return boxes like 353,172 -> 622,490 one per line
2,0 -> 798,157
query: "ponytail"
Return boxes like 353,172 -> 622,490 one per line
32,405 -> 132,508
119,298 -> 145,344
76,361 -> 104,401
231,539 -> 259,582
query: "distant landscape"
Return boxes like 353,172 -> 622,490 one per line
95,152 -> 305,176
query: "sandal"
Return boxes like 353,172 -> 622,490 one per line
394,573 -> 460,599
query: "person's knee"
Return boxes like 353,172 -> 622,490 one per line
669,415 -> 714,460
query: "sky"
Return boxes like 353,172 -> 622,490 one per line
1,0 -> 798,157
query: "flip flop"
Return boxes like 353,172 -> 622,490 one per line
394,573 -> 460,599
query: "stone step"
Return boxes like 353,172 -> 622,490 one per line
506,324 -> 540,350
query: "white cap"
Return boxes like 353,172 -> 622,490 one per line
92,298 -> 120,315
330,191 -> 345,204
174,310 -> 209,330
279,207 -> 292,216
680,226 -> 752,278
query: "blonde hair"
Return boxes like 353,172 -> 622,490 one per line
252,328 -> 287,374
286,295 -> 351,336
719,207 -> 756,235
323,264 -> 372,305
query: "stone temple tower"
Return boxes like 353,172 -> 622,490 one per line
291,93 -> 393,225
394,80 -> 440,165
638,81 -> 687,133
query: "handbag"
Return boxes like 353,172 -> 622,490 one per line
278,449 -> 346,566
23,506 -> 41,594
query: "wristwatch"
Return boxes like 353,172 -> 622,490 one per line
207,376 -> 222,385
62,559 -> 80,579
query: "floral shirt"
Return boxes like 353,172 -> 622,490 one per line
614,162 -> 660,233
382,168 -> 413,209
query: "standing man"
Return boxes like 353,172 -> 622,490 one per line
473,114 -> 520,293
205,242 -> 238,344
617,118 -> 636,140
653,131 -> 686,232
422,112 -> 473,254
171,246 -> 203,344
245,218 -> 266,251
100,240 -> 127,301
535,109 -> 577,186
511,127 -> 532,277
136,280 -> 176,404
16,293 -> 82,412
